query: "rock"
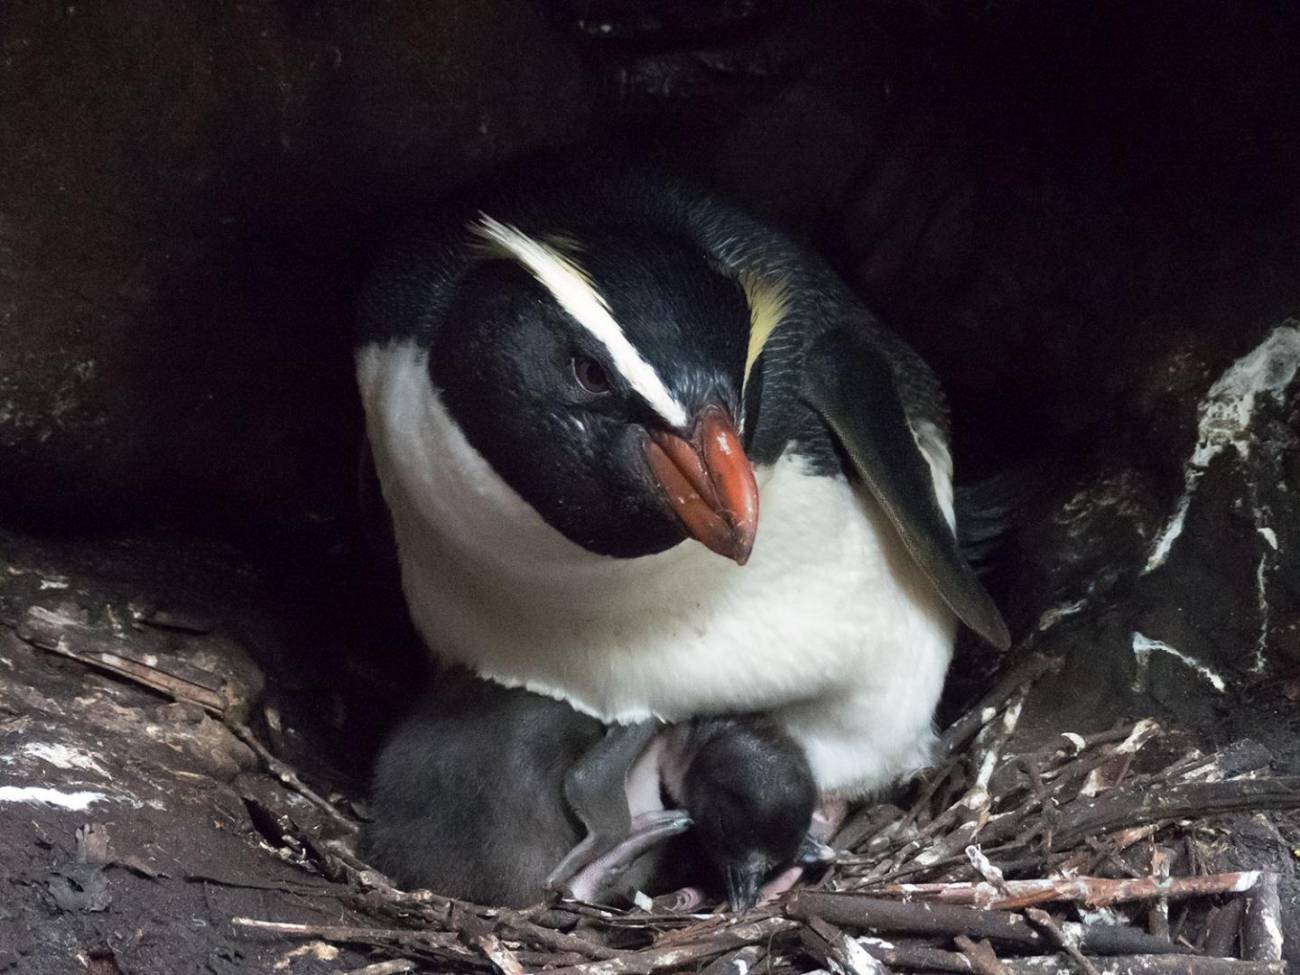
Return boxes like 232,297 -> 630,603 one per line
0,1 -> 591,548
1011,321 -> 1300,746
0,529 -> 385,972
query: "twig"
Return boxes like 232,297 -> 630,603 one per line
965,845 -> 1011,898
935,654 -> 1059,760
540,917 -> 799,975
474,933 -> 525,975
845,938 -> 973,973
954,935 -> 1011,975
1203,899 -> 1246,957
1062,923 -> 1192,957
1052,779 -> 1300,848
1054,825 -> 1161,876
1148,846 -> 1172,941
997,958 -> 1285,974
803,917 -> 897,974
700,945 -> 765,975
344,962 -> 418,975
787,892 -> 1044,948
867,871 -> 1263,910
230,723 -> 360,835
231,917 -> 473,961
1026,908 -> 1101,975
322,841 -> 623,963
18,605 -> 226,712
1242,872 -> 1283,962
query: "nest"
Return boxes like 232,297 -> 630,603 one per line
219,653 -> 1298,974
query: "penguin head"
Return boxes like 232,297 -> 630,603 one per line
426,216 -> 761,562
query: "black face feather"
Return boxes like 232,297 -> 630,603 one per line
574,229 -> 749,416
428,227 -> 751,558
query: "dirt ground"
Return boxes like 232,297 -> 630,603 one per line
0,528 -> 427,974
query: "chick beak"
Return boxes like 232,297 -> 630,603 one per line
724,861 -> 764,913
644,405 -> 759,565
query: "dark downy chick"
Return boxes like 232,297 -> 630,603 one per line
668,717 -> 817,911
362,670 -> 605,907
365,675 -> 816,911
561,715 -> 818,911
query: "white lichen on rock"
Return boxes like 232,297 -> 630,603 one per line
1131,632 -> 1226,693
1145,322 -> 1300,572
0,786 -> 109,810
17,742 -> 109,776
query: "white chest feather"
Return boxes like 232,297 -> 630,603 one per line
358,342 -> 956,797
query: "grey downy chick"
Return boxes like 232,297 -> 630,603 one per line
362,670 -> 610,907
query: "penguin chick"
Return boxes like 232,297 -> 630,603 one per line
671,717 -> 818,911
365,673 -> 813,911
562,716 -> 816,912
362,670 -> 606,907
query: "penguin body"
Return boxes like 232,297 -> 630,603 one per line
357,154 -> 1008,799
362,670 -> 604,906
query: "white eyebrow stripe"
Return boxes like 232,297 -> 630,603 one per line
470,214 -> 690,429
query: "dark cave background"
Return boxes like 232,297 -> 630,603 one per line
2,2 -> 1300,970
5,0 -> 1297,549
6,0 -> 1298,750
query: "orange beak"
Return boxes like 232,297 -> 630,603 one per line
644,406 -> 759,565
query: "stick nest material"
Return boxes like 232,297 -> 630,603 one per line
221,653 -> 1297,975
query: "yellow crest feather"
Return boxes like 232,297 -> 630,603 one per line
740,271 -> 790,390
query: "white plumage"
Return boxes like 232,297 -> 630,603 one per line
358,340 -> 958,798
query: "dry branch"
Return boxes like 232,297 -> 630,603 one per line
802,917 -> 898,974
935,655 -> 1060,760
788,892 -> 1045,948
1241,873 -> 1283,962
997,958 -> 1285,974
540,917 -> 799,975
869,871 -> 1264,911
18,604 -> 227,712
954,935 -> 1012,975
231,723 -> 361,835
1024,908 -> 1101,975
1204,899 -> 1246,958
231,917 -> 474,962
1052,780 -> 1300,848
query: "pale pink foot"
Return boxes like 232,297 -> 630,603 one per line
811,798 -> 848,841
652,886 -> 706,912
757,865 -> 805,905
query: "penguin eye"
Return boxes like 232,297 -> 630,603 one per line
571,355 -> 612,395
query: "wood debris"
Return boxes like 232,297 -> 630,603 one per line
12,605 -> 1295,975
226,665 -> 1297,974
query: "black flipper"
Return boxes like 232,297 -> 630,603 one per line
801,327 -> 1012,650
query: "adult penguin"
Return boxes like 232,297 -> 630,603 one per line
355,152 -> 1009,829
